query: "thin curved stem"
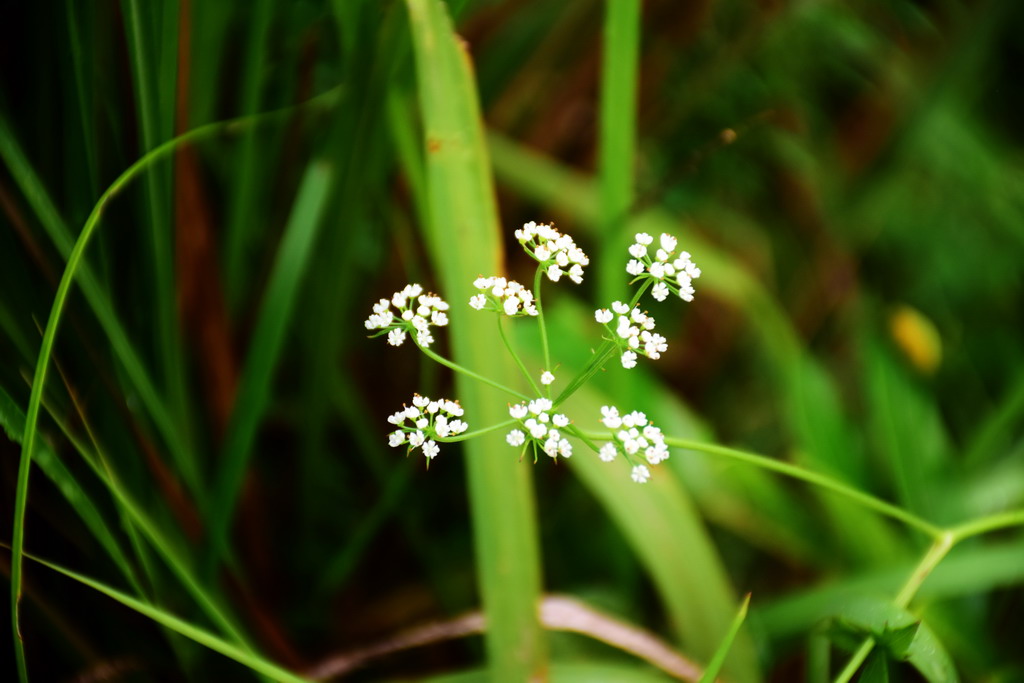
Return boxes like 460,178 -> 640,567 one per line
533,265 -> 552,397
949,509 -> 1024,543
564,424 -> 602,455
497,315 -> 541,396
10,84 -> 342,679
416,342 -> 529,400
645,436 -> 944,539
438,419 -> 517,443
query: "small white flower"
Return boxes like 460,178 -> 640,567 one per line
552,413 -> 569,428
368,285 -> 449,349
506,430 -> 526,447
469,294 -> 486,310
626,259 -> 645,276
635,233 -> 653,245
388,395 -> 468,455
540,371 -> 555,386
627,411 -> 647,426
517,221 -> 589,284
651,282 -> 669,302
558,439 -> 572,458
528,421 -> 548,439
599,443 -> 618,462
422,440 -> 439,459
600,406 -> 622,429
509,403 -> 528,419
621,351 -> 638,369
660,233 -> 677,252
628,243 -> 648,259
612,301 -> 630,315
631,465 -> 651,483
533,398 -> 553,413
595,308 -> 613,324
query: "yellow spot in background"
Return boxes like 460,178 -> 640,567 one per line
889,305 -> 942,374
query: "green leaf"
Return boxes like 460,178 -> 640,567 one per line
540,301 -> 762,683
864,328 -> 956,523
860,650 -> 891,683
209,161 -> 334,569
405,0 -> 546,679
698,593 -> 752,683
826,598 -> 959,683
0,388 -> 138,589
21,551 -> 310,683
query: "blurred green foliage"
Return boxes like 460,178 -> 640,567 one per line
1,0 -> 1023,681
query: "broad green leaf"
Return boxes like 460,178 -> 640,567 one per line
405,0 -> 545,678
24,551 -> 310,683
827,598 -> 958,683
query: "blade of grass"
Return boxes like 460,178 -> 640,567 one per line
16,549 -> 311,683
223,0 -> 275,313
0,387 -> 141,593
207,161 -> 333,571
123,0 -> 193,469
597,0 -> 640,306
698,593 -> 751,683
9,90 -> 340,679
0,109 -> 195,499
405,0 -> 546,678
35,390 -> 258,653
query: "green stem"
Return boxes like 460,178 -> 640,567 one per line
555,341 -> 617,407
497,315 -> 542,396
533,265 -> 552,397
417,342 -> 529,400
9,85 -> 341,680
565,424 -> 602,454
439,419 -> 517,443
833,533 -> 954,683
950,509 -> 1024,543
656,437 -> 944,539
553,280 -> 653,408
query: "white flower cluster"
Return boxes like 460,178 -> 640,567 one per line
597,406 -> 669,484
514,221 -> 589,284
468,276 -> 539,317
387,394 -> 468,461
364,284 -> 449,348
594,302 -> 668,369
505,398 -> 573,459
625,232 -> 701,302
